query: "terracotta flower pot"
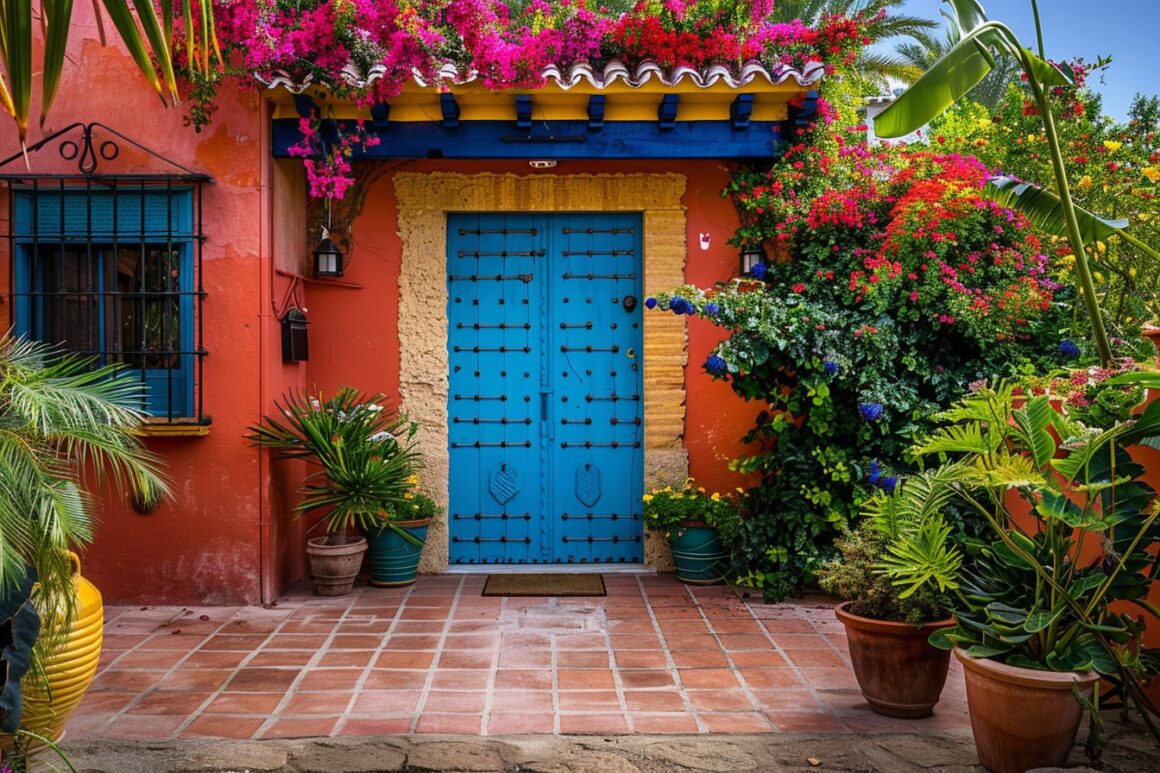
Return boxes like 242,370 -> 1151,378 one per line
1143,325 -> 1160,356
834,602 -> 954,718
955,647 -> 1099,773
305,535 -> 367,596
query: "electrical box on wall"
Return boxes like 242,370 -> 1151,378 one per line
281,309 -> 309,362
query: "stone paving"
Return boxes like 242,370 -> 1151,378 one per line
67,573 -> 972,741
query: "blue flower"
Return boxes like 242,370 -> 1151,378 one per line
1059,339 -> 1081,358
868,460 -> 881,485
823,360 -> 839,376
749,262 -> 767,280
859,402 -> 884,422
645,297 -> 657,310
880,476 -> 899,494
705,303 -> 719,316
704,354 -> 728,376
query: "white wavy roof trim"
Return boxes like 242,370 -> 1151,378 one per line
258,59 -> 825,94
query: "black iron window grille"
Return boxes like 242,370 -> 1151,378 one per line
1,123 -> 210,423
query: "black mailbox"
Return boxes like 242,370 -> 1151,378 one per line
281,309 -> 309,362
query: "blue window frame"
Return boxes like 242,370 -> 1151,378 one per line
9,181 -> 204,420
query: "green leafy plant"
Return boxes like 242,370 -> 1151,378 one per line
245,387 -> 422,543
0,334 -> 168,730
642,479 -> 740,538
875,0 -> 1160,366
886,381 -> 1160,741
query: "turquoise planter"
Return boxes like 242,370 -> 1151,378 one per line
668,524 -> 727,585
365,519 -> 430,587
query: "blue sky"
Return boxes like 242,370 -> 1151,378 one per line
884,1 -> 1160,119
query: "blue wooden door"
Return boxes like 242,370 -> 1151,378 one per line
448,213 -> 644,564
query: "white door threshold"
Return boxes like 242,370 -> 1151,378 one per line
444,564 -> 654,575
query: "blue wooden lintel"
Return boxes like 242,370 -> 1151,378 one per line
271,118 -> 787,160
370,102 -> 391,128
515,95 -> 533,129
657,94 -> 679,131
587,95 -> 606,131
441,93 -> 461,128
730,94 -> 754,131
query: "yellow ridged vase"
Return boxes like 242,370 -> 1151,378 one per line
1,552 -> 103,749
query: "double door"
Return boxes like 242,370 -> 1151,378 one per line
447,213 -> 644,564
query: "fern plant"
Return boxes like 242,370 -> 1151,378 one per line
889,380 -> 1160,738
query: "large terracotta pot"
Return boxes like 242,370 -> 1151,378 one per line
305,535 -> 367,596
955,647 -> 1099,773
834,602 -> 954,718
1,552 -> 103,749
1143,325 -> 1160,355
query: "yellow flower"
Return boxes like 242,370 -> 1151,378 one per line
1077,175 -> 1093,190
710,492 -> 722,502
1129,267 -> 1138,278
1095,271 -> 1106,284
642,494 -> 654,503
1143,166 -> 1160,184
1103,140 -> 1122,153
407,474 -> 420,485
697,487 -> 706,494
403,492 -> 414,500
673,493 -> 684,499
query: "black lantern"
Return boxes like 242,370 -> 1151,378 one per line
313,232 -> 344,278
739,243 -> 767,276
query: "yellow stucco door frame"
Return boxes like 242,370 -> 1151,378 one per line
394,172 -> 689,571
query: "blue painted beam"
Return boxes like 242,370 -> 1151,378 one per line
370,102 -> 391,128
515,95 -> 533,129
587,96 -> 605,131
292,94 -> 316,119
657,95 -> 679,131
271,118 -> 786,160
441,94 -> 461,128
730,94 -> 754,131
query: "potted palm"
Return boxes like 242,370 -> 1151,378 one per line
893,381 -> 1160,772
0,335 -> 168,749
247,388 -> 421,596
643,480 -> 740,584
817,469 -> 959,718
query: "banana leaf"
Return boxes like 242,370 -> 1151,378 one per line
986,176 -> 1128,243
944,0 -> 990,36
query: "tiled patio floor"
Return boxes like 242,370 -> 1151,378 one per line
67,574 -> 970,740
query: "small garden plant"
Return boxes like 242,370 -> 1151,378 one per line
642,480 -> 740,538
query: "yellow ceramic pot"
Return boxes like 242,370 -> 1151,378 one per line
1,552 -> 103,748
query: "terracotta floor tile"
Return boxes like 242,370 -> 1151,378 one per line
554,633 -> 607,651
315,650 -> 376,668
609,634 -> 662,650
226,667 -> 300,693
430,669 -> 491,690
281,691 -> 354,716
630,713 -> 700,733
136,634 -> 209,652
486,711 -> 555,734
498,648 -> 553,668
376,650 -> 437,669
558,713 -> 629,734
198,634 -> 271,652
153,669 -> 232,692
838,712 -> 916,733
436,650 -> 495,669
657,620 -> 711,635
615,650 -> 670,669
393,621 -> 446,635
294,668 -> 365,692
414,713 -> 484,733
260,717 -> 340,738
92,670 -> 168,692
670,650 -> 730,669
678,669 -> 742,689
664,634 -> 720,651
350,689 -> 423,715
687,689 -> 756,712
182,650 -> 250,669
697,712 -> 774,733
422,690 -> 488,713
752,688 -> 824,712
557,669 -> 615,690
785,648 -> 848,669
557,690 -> 621,712
738,668 -> 803,689
181,715 -> 264,739
729,649 -> 789,668
798,667 -> 861,691
494,669 -> 554,691
619,670 -> 678,689
127,691 -> 209,715
205,692 -> 285,714
622,690 -> 686,712
338,717 -> 413,735
490,690 -> 555,713
443,633 -> 500,649
716,634 -> 777,651
765,710 -> 844,732
385,634 -> 442,650
103,713 -> 185,740
266,633 -> 331,649
362,669 -> 430,690
556,650 -> 611,669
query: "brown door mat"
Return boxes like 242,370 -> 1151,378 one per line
481,573 -> 606,597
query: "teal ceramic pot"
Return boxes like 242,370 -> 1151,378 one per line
668,523 -> 727,585
365,518 -> 431,587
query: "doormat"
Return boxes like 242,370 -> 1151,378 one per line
482,573 -> 606,597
